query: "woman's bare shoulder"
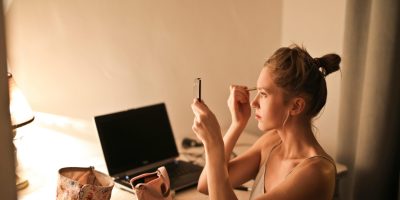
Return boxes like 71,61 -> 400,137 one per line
257,156 -> 336,200
287,156 -> 336,197
298,156 -> 336,178
257,160 -> 336,200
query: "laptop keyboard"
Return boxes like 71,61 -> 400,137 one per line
164,160 -> 203,178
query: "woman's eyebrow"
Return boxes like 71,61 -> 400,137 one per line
257,87 -> 271,93
247,87 -> 272,93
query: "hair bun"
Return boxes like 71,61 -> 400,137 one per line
314,54 -> 341,76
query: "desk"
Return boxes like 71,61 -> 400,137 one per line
110,184 -> 251,200
15,117 -> 252,200
16,115 -> 346,200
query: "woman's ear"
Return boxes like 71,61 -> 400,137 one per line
289,97 -> 306,116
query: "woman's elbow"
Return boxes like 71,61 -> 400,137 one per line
197,182 -> 209,195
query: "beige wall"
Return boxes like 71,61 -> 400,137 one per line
6,1 -> 347,159
6,0 -> 282,140
281,0 -> 346,158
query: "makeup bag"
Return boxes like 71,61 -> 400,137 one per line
130,166 -> 172,200
56,166 -> 114,200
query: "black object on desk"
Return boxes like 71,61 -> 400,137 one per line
94,103 -> 203,192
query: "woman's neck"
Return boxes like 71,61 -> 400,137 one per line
276,117 -> 320,159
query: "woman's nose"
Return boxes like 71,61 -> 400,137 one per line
251,94 -> 259,108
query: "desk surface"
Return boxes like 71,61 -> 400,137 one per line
16,121 -> 253,200
16,118 -> 346,200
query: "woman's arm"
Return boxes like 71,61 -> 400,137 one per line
224,85 -> 251,163
196,86 -> 252,194
197,124 -> 245,194
197,124 -> 263,194
203,134 -> 238,200
191,100 -> 238,200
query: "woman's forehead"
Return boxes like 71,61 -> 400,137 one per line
257,67 -> 275,89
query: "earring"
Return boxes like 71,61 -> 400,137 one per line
282,110 -> 290,129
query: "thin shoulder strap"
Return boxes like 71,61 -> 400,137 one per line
285,155 -> 337,179
261,140 -> 282,167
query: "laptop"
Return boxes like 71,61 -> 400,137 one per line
94,103 -> 203,192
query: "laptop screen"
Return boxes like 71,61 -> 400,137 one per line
94,103 -> 179,176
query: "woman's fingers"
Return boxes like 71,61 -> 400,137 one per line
191,99 -> 203,120
191,99 -> 222,143
228,85 -> 252,125
191,99 -> 208,114
230,85 -> 250,96
191,98 -> 214,123
235,92 -> 249,104
192,117 -> 201,132
229,85 -> 250,104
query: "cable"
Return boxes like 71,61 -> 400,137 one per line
182,137 -> 203,149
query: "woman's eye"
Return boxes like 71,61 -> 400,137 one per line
258,92 -> 268,97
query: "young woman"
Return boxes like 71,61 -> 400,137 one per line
191,45 -> 340,200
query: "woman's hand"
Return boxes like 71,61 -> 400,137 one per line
191,99 -> 223,146
227,85 -> 251,128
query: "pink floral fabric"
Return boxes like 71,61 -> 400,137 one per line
56,167 -> 114,200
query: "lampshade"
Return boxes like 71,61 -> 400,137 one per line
8,73 -> 34,129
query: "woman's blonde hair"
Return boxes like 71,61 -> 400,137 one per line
265,44 -> 341,118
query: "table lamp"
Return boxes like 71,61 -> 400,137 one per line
8,73 -> 34,190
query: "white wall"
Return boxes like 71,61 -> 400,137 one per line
281,0 -> 347,158
6,0 -> 282,140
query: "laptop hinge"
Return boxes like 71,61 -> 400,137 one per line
112,157 -> 177,178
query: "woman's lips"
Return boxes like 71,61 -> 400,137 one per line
255,114 -> 261,120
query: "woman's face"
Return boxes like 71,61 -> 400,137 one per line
251,67 -> 289,131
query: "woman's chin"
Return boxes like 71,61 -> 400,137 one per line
257,122 -> 275,132
257,123 -> 267,132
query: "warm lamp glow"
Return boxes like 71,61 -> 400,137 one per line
8,73 -> 34,128
8,72 -> 34,191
